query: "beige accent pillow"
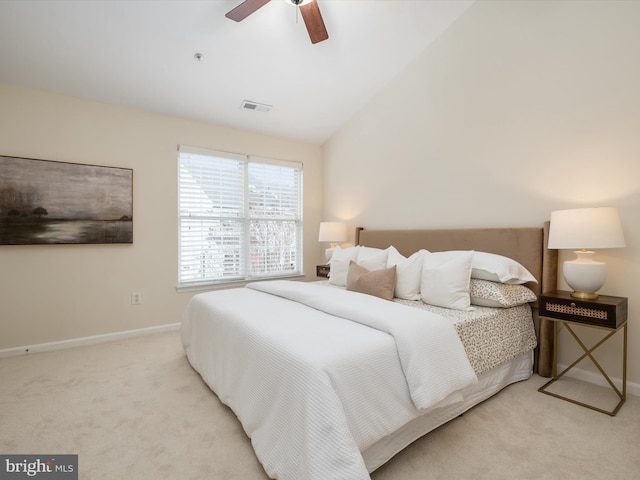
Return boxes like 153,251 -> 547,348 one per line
346,261 -> 397,301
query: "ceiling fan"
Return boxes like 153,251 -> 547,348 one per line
225,0 -> 329,44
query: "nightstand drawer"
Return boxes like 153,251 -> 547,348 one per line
316,264 -> 330,278
540,290 -> 627,329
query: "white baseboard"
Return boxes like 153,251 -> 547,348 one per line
557,363 -> 640,398
0,323 -> 181,359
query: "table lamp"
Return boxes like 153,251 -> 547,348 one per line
318,222 -> 347,261
548,207 -> 625,299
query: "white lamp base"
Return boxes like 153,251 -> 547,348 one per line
562,250 -> 607,300
325,243 -> 338,261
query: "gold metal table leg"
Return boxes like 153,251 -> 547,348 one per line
538,320 -> 626,416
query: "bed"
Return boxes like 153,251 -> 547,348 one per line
181,224 -> 557,480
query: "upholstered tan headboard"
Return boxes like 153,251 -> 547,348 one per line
355,223 -> 557,377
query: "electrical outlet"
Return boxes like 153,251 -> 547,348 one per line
131,292 -> 142,305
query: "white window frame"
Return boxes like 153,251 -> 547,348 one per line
177,145 -> 303,290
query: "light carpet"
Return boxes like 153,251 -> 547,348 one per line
1,331 -> 638,479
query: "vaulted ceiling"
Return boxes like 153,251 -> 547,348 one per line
0,0 -> 473,144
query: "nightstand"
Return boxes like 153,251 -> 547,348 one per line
316,264 -> 330,278
538,290 -> 628,416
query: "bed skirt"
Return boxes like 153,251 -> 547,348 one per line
364,350 -> 533,472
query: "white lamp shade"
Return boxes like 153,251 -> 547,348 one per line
548,207 -> 625,250
318,222 -> 348,243
548,207 -> 625,299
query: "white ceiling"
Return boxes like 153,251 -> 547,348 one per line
0,0 -> 473,144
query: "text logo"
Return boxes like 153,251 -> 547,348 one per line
0,455 -> 77,479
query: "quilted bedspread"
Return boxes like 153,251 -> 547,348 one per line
181,280 -> 477,480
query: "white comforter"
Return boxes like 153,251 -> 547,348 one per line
181,281 -> 477,480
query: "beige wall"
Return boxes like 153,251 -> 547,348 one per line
323,1 -> 640,386
0,83 -> 323,348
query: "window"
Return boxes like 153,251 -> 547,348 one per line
178,146 -> 303,288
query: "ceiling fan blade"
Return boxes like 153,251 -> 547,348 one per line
225,0 -> 271,22
299,0 -> 329,44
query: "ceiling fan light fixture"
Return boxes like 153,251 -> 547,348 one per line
285,0 -> 314,6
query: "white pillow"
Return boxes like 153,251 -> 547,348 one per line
421,250 -> 474,311
432,250 -> 537,285
328,245 -> 359,286
386,245 -> 406,266
386,246 -> 426,300
357,247 -> 389,271
357,246 -> 385,259
329,245 -> 359,264
471,251 -> 537,284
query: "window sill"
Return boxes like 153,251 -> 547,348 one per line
176,274 -> 306,294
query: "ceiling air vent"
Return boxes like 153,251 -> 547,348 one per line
240,100 -> 271,113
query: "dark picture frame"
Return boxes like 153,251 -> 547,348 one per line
0,155 -> 133,245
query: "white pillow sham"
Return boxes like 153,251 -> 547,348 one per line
421,250 -> 474,311
328,245 -> 359,287
329,245 -> 389,286
356,246 -> 385,259
386,246 -> 426,301
432,250 -> 537,285
357,247 -> 389,271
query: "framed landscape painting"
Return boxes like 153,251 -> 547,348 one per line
0,155 -> 133,245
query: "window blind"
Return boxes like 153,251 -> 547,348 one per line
178,146 -> 303,287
